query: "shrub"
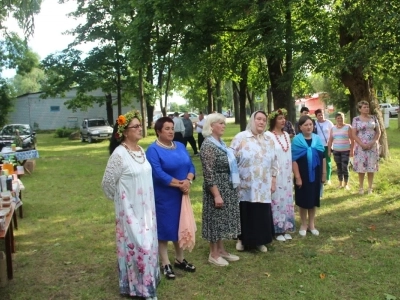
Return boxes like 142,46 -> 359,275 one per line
54,128 -> 76,138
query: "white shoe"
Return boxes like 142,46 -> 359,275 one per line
299,230 -> 307,237
220,253 -> 240,261
236,240 -> 244,251
208,255 -> 229,266
344,185 -> 350,191
276,235 -> 286,242
310,229 -> 319,236
257,245 -> 268,252
284,234 -> 293,240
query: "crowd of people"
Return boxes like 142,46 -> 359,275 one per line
101,103 -> 381,299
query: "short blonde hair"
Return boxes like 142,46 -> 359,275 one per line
202,113 -> 226,137
357,100 -> 369,109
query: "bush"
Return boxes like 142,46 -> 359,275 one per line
54,128 -> 76,138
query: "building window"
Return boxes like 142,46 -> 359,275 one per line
50,106 -> 60,112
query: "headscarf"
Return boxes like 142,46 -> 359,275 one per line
292,133 -> 324,182
246,111 -> 268,136
208,136 -> 240,188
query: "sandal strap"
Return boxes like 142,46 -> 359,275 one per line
175,258 -> 196,270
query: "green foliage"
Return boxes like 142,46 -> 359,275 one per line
0,78 -> 13,127
54,127 -> 76,138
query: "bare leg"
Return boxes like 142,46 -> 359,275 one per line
209,242 -> 220,259
358,173 -> 365,192
217,240 -> 228,256
299,207 -> 308,231
159,240 -> 170,266
367,172 -> 374,190
173,241 -> 184,262
308,208 -> 317,230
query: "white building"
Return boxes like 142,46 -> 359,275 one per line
8,88 -> 139,130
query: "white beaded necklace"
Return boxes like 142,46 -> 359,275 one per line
156,139 -> 176,150
122,143 -> 146,164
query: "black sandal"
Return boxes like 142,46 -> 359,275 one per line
174,258 -> 196,272
162,264 -> 176,280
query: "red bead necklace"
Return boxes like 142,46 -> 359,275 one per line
273,131 -> 289,152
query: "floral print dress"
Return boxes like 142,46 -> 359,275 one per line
200,138 -> 241,243
265,131 -> 295,234
102,146 -> 160,298
352,116 -> 379,173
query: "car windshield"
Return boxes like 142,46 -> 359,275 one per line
2,125 -> 30,135
88,120 -> 108,127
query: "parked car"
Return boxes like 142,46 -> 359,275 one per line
179,112 -> 199,123
80,118 -> 113,143
0,124 -> 37,151
379,103 -> 399,117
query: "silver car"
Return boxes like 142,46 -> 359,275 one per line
80,118 -> 113,143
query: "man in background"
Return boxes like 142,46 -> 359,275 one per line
182,112 -> 199,156
195,112 -> 205,149
172,112 -> 185,143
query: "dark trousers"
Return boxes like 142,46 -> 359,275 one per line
198,133 -> 204,150
173,132 -> 184,144
183,135 -> 198,154
333,150 -> 350,182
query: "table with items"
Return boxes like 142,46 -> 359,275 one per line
1,149 -> 39,175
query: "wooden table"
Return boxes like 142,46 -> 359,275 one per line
0,204 -> 16,280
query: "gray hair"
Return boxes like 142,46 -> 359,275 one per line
202,113 -> 226,137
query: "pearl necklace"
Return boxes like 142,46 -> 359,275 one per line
122,143 -> 146,164
273,131 -> 289,152
156,139 -> 176,150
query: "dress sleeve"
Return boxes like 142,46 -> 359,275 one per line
101,152 -> 123,201
200,142 -> 217,188
146,146 -> 174,186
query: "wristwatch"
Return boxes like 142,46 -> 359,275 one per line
186,178 -> 193,185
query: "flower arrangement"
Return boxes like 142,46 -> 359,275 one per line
115,110 -> 142,140
268,108 -> 287,120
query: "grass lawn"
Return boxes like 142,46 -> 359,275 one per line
1,120 -> 400,300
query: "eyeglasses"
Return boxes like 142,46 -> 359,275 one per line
127,124 -> 142,129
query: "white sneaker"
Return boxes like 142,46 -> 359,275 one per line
257,245 -> 268,252
344,185 -> 350,191
310,229 -> 319,236
284,234 -> 293,240
236,240 -> 244,251
276,235 -> 286,242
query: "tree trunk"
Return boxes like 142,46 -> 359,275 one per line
266,86 -> 272,115
207,78 -> 214,113
105,93 -> 114,125
266,58 -> 293,121
239,63 -> 248,131
138,67 -> 147,137
247,90 -> 255,114
216,80 -> 222,113
145,63 -> 154,129
341,71 -> 389,158
232,81 -> 240,124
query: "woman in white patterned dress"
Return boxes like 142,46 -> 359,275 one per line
102,111 -> 159,300
266,108 -> 295,242
230,111 -> 278,252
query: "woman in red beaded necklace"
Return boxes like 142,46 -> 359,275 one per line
266,108 -> 296,242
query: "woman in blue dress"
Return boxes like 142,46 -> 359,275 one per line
292,115 -> 325,237
146,117 -> 196,280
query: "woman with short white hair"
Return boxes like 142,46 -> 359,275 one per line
200,113 -> 241,267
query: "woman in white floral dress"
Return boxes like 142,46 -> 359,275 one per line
266,109 -> 295,242
102,111 -> 159,300
230,111 -> 278,252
